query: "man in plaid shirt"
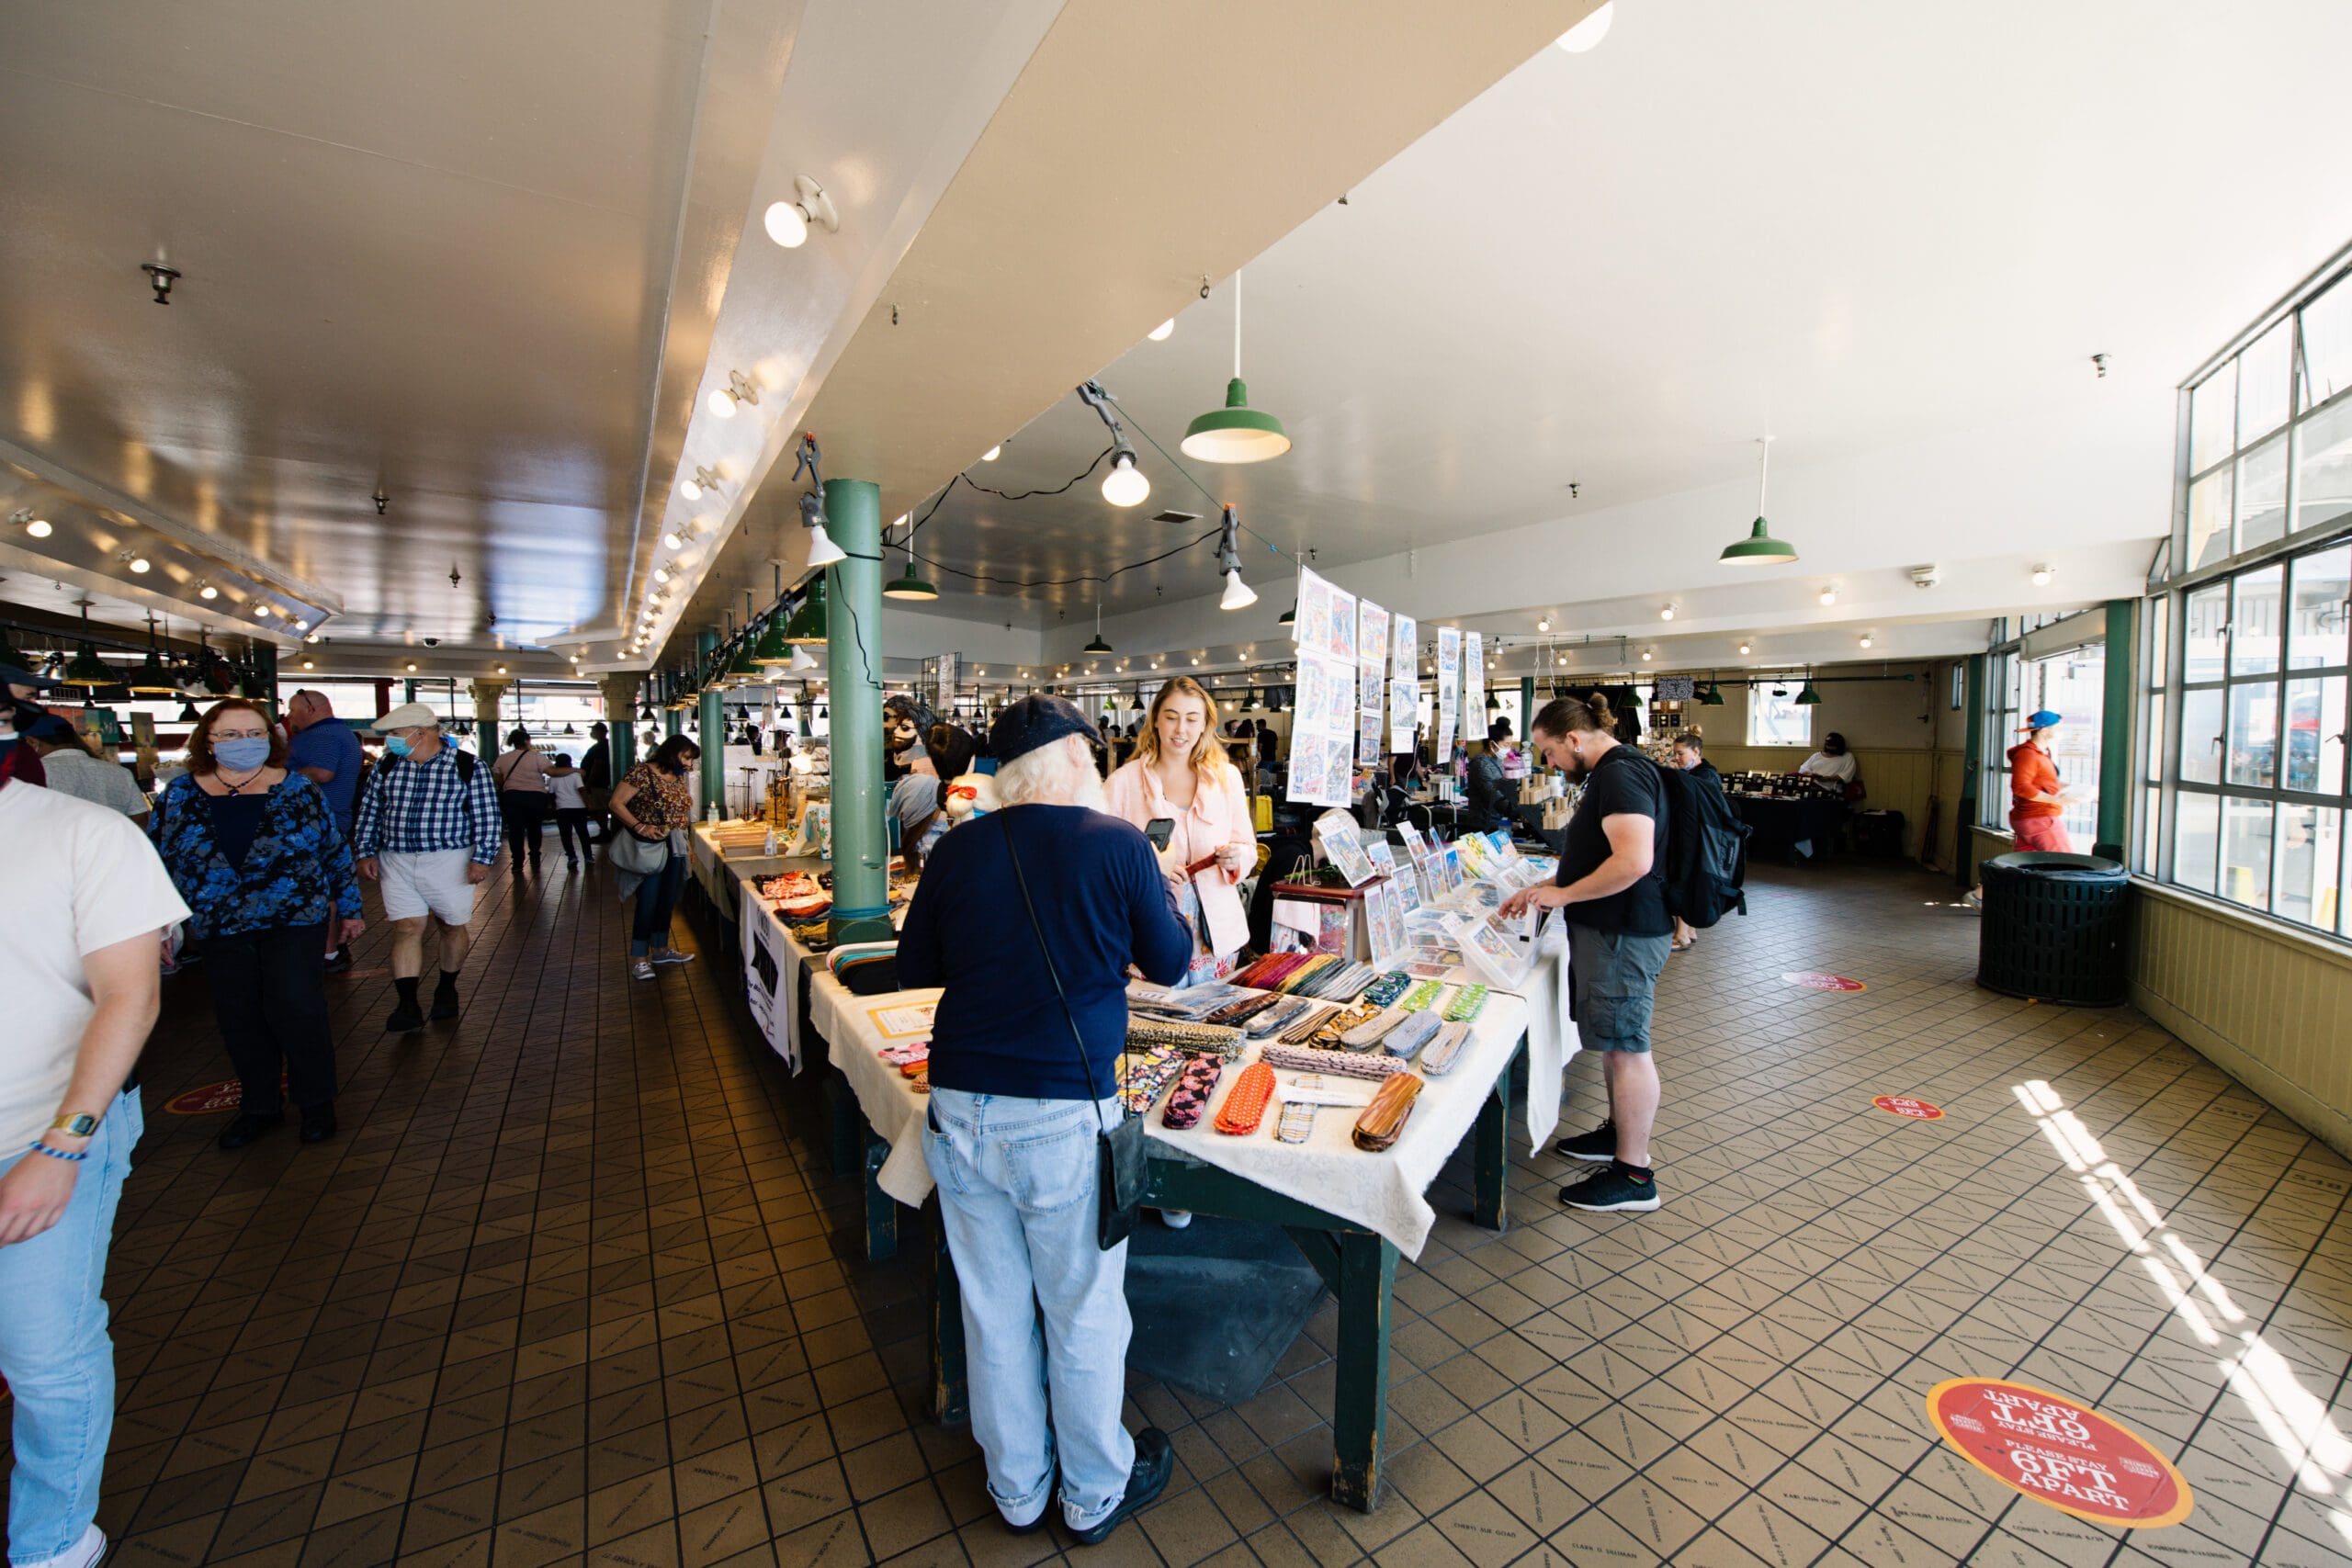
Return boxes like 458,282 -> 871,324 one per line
353,704 -> 503,1032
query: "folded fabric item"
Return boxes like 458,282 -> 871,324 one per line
1276,1003 -> 1340,1045
1279,954 -> 1340,994
1119,1045 -> 1186,1114
1161,1055 -> 1225,1130
1214,1061 -> 1276,1134
1129,981 -> 1255,1022
1275,1100 -> 1317,1144
1311,963 -> 1378,1002
1126,1019 -> 1246,1058
1340,1006 -> 1407,1050
1418,1021 -> 1472,1076
1352,1073 -> 1424,1152
1203,993 -> 1279,1028
1382,1011 -> 1442,1059
1245,997 -> 1316,1037
1229,953 -> 1295,989
1362,972 -> 1412,1009
1259,1043 -> 1408,1079
826,941 -> 900,973
1397,979 -> 1444,1012
1443,984 -> 1490,1023
1310,999 -> 1387,1047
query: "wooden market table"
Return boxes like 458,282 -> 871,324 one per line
811,974 -> 1538,1514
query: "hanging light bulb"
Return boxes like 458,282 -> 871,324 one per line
1101,447 -> 1150,507
662,529 -> 684,550
1183,272 -> 1291,463
1215,506 -> 1257,609
763,175 -> 839,248
1555,2 -> 1614,52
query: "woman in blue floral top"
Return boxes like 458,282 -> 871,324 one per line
152,700 -> 364,1150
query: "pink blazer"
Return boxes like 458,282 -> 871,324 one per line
1105,758 -> 1255,957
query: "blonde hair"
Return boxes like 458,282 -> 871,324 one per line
1136,677 -> 1231,779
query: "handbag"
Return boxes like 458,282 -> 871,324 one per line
999,815 -> 1147,1251
605,819 -> 671,876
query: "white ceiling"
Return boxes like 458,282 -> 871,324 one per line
874,0 -> 2352,660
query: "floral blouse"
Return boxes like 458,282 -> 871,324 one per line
617,761 -> 695,832
151,773 -> 362,940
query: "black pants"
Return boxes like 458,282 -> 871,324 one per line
204,921 -> 335,1115
499,791 -> 548,863
555,808 -> 594,861
631,850 -> 687,954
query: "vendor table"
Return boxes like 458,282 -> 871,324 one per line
812,976 -> 1550,1512
1729,791 -> 1845,861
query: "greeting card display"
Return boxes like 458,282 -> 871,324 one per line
1315,811 -> 1380,886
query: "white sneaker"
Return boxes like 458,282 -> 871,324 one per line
21,1525 -> 105,1568
650,947 -> 696,965
1159,1210 -> 1193,1229
630,957 -> 655,980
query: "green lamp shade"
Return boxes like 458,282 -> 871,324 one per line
751,616 -> 796,667
1181,378 -> 1291,464
882,560 -> 938,602
1698,682 -> 1725,706
62,644 -> 113,686
1720,516 -> 1798,565
1084,634 -> 1113,654
727,638 -> 764,680
1277,602 -> 1295,627
129,649 -> 180,695
785,578 -> 829,645
1793,678 -> 1823,705
175,701 -> 202,724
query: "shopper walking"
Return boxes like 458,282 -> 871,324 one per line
580,719 -> 613,836
1501,693 -> 1673,1213
0,755 -> 188,1568
2008,710 -> 2072,852
1106,676 -> 1255,987
283,689 -> 367,970
546,754 -> 595,868
151,700 -> 363,1147
352,703 -> 501,1032
491,728 -> 554,873
1666,731 -> 1724,952
19,718 -> 149,823
608,735 -> 700,979
899,696 -> 1191,1544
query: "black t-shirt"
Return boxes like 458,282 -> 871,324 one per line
1555,744 -> 1671,935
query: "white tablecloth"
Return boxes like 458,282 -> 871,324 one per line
738,885 -> 820,1073
813,977 -> 1539,1259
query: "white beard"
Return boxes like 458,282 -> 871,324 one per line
1070,772 -> 1110,815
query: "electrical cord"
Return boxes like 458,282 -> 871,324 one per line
957,446 -> 1114,501
910,526 -> 1223,592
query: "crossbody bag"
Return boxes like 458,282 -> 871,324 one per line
999,813 -> 1148,1250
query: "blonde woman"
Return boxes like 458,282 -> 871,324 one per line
1105,677 -> 1255,987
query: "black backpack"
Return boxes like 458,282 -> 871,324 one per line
1659,764 -> 1748,929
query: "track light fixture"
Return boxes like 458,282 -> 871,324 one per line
708,369 -> 760,420
2031,564 -> 2055,587
141,262 -> 179,304
1817,586 -> 1838,606
1148,318 -> 1175,342
13,509 -> 53,539
1216,506 -> 1258,610
1659,603 -> 1675,621
678,465 -> 721,502
1077,381 -> 1151,507
790,436 -> 845,571
763,175 -> 840,248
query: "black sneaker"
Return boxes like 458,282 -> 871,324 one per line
1561,1166 -> 1661,1213
300,1105 -> 338,1144
1067,1427 -> 1172,1546
1554,1122 -> 1617,1163
386,1000 -> 425,1032
218,1111 -> 283,1150
430,985 -> 460,1021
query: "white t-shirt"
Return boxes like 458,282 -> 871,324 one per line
548,773 -> 586,810
1798,750 -> 1858,784
0,782 -> 190,1149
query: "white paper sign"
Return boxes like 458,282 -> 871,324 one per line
1435,626 -> 1462,762
1389,614 -> 1419,754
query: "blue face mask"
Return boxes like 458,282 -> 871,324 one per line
669,757 -> 695,776
383,736 -> 413,759
214,736 -> 273,773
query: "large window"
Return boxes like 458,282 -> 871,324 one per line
1981,642 -> 2105,841
2150,254 -> 2352,940
1747,685 -> 1812,747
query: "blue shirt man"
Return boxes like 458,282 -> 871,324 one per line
284,690 -> 364,839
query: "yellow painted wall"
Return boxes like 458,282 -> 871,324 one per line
2129,882 -> 2352,1160
1706,743 -> 1966,865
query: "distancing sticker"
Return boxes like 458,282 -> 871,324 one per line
1927,1378 -> 2192,1528
164,1080 -> 244,1115
1872,1096 -> 1944,1121
1782,972 -> 1866,992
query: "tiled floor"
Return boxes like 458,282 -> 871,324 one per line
29,849 -> 2352,1567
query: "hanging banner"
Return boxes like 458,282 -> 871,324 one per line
1464,632 -> 1485,744
1389,614 -> 1419,754
1358,599 -> 1390,769
1434,626 -> 1463,762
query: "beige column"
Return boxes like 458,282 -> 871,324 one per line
469,678 -> 511,747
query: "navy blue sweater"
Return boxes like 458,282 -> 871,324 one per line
898,805 -> 1193,1100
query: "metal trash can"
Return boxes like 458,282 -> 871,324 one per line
1976,852 -> 2129,1005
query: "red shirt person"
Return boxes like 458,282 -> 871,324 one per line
2007,709 -> 2071,852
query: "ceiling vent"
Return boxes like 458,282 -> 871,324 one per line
1150,509 -> 1201,525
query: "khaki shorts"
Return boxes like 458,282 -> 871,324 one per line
379,849 -> 479,925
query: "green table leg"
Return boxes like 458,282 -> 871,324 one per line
1329,1230 -> 1397,1512
930,1202 -> 968,1426
863,1130 -> 898,1262
1474,1036 -> 1530,1232
825,1073 -> 860,1178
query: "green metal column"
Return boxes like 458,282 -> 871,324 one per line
1957,654 -> 1985,886
825,476 -> 890,945
695,631 -> 723,819
2096,598 -> 2136,862
1519,676 -> 1535,738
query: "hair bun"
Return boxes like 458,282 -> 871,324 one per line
1584,691 -> 1615,730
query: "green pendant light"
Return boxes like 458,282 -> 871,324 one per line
1181,271 -> 1290,464
1084,602 -> 1113,655
1793,672 -> 1823,705
1720,436 -> 1799,565
129,615 -> 179,695
883,556 -> 937,601
1698,677 -> 1725,706
785,575 -> 829,645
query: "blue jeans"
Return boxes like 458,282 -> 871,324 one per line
0,1089 -> 141,1564
922,1089 -> 1135,1531
629,850 -> 686,956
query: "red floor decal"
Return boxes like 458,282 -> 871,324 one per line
1872,1095 -> 1944,1120
164,1080 -> 243,1114
1781,971 -> 1866,992
1928,1378 -> 2192,1528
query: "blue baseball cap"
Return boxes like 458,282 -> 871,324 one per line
988,694 -> 1099,765
2020,709 -> 2063,731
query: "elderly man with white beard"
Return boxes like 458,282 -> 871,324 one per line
896,695 -> 1193,1545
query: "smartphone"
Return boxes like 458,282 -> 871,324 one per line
1144,818 -> 1175,850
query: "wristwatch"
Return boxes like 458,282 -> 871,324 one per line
49,1112 -> 99,1138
